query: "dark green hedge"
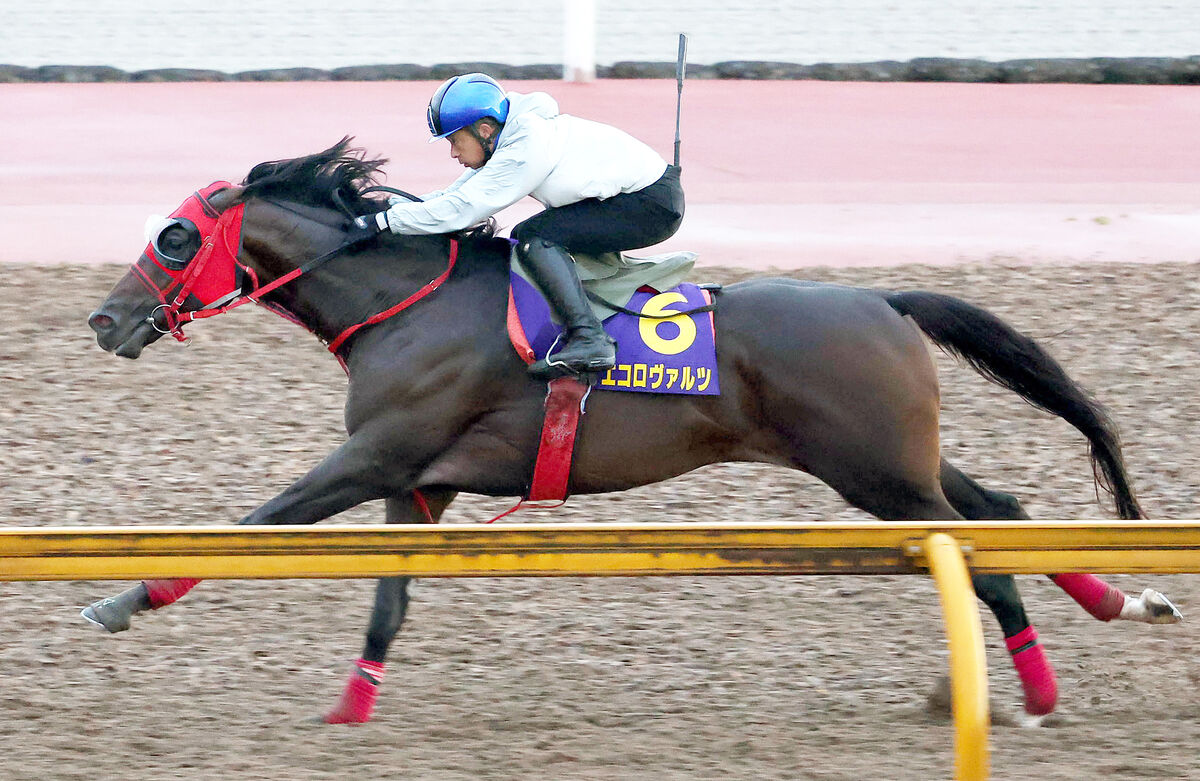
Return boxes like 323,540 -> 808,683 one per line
3,57 -> 1198,84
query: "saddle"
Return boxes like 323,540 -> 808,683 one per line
507,248 -> 720,396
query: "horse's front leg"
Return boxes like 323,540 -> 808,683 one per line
324,489 -> 457,724
240,434 -> 406,525
82,435 -> 421,633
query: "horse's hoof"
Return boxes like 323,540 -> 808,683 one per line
1018,712 -> 1048,728
321,712 -> 369,726
80,598 -> 131,633
924,674 -> 952,717
1018,711 -> 1070,728
1143,589 -> 1184,623
1120,588 -> 1184,624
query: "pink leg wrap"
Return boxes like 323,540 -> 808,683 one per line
1006,626 -> 1058,715
143,578 -> 202,609
1052,573 -> 1126,621
324,659 -> 385,724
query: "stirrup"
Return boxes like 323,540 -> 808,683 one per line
527,329 -> 615,380
528,353 -> 615,380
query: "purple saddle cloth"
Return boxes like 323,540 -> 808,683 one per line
508,272 -> 720,395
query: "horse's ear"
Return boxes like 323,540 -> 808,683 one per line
212,186 -> 246,207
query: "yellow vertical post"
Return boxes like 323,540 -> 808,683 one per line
925,532 -> 990,781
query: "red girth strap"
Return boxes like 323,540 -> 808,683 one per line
527,377 -> 590,501
483,376 -> 590,523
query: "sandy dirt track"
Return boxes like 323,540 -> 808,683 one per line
0,259 -> 1197,780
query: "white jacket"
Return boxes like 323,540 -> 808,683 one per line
382,91 -> 668,235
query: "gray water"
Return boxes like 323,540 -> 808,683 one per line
1,0 -> 1197,72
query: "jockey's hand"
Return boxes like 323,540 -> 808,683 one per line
345,212 -> 389,246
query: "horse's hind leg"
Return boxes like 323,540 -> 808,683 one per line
833,461 -> 1057,715
940,459 -> 1057,715
1051,573 -> 1180,624
940,460 -> 1182,624
939,460 -> 1182,718
324,489 -> 457,725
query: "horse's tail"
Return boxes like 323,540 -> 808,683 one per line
884,290 -> 1144,520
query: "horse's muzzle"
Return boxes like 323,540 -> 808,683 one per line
88,309 -> 159,358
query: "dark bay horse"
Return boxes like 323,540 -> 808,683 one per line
84,139 -> 1180,724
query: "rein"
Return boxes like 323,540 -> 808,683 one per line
326,239 -> 458,354
192,234 -> 459,359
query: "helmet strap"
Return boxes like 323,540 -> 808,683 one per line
468,122 -> 500,163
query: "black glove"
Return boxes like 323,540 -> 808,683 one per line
345,212 -> 389,246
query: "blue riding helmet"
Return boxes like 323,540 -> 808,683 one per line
426,73 -> 510,139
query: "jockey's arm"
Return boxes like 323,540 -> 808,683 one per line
412,168 -> 475,203
380,124 -> 555,235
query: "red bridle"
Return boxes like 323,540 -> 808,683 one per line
130,182 -> 248,342
130,183 -> 459,361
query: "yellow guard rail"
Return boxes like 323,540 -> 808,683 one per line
3,520 -> 1199,780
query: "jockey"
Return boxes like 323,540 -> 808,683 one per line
350,72 -> 685,379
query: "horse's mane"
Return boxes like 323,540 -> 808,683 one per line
237,136 -> 498,242
239,136 -> 383,213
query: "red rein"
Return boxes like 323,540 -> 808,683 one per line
326,239 -> 458,354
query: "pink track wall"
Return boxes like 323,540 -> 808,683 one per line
3,80 -> 1197,268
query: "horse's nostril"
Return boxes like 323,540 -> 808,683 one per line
88,312 -> 114,333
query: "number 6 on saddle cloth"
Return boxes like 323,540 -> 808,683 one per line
508,247 -> 720,396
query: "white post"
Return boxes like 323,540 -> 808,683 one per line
563,0 -> 596,82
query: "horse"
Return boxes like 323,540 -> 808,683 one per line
83,138 -> 1180,724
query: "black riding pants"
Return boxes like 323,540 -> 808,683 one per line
511,165 -> 684,255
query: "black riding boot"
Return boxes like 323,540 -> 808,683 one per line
518,238 -> 616,379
